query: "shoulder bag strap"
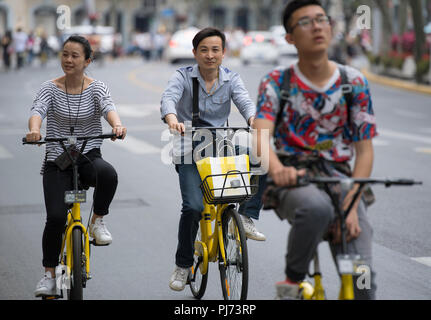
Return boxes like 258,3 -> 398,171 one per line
192,77 -> 199,128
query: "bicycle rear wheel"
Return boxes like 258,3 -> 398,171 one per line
68,228 -> 84,300
190,224 -> 208,299
219,207 -> 248,300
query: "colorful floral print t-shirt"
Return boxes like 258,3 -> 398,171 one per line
256,63 -> 378,162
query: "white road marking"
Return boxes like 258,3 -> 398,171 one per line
378,129 -> 431,145
394,109 -> 428,120
113,135 -> 160,155
116,104 -> 158,118
414,147 -> 431,155
0,145 -> 13,159
411,257 -> 431,268
373,138 -> 390,146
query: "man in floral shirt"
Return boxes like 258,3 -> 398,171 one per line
254,0 -> 378,299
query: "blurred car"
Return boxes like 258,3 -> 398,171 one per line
165,27 -> 199,64
240,31 -> 279,65
61,25 -> 115,55
270,25 -> 298,57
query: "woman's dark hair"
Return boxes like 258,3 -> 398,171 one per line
63,35 -> 93,60
192,27 -> 226,50
282,0 -> 324,33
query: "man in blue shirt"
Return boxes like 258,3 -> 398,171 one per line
160,27 -> 266,292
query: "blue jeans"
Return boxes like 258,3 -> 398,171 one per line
174,163 -> 265,268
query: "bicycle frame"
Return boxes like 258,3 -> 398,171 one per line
195,202 -> 230,275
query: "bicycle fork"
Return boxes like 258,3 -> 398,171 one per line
60,204 -> 91,282
300,251 -> 326,300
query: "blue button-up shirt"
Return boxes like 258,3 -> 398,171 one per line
160,64 -> 255,127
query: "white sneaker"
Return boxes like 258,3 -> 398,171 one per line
89,217 -> 112,245
169,266 -> 190,291
275,280 -> 303,300
34,272 -> 56,297
240,215 -> 266,241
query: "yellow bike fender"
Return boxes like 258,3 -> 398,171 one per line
194,241 -> 208,275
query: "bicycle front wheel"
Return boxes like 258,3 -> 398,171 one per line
68,228 -> 84,300
219,207 -> 248,300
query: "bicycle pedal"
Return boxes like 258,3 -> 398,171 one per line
90,239 -> 110,246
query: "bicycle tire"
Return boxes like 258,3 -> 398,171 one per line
190,224 -> 208,299
219,207 -> 248,300
68,228 -> 84,300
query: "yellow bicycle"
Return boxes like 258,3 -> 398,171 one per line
185,127 -> 258,300
279,176 -> 422,300
24,133 -> 118,300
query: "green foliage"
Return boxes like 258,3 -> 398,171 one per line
416,58 -> 430,77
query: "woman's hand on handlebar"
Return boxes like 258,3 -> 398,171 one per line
25,130 -> 42,143
111,125 -> 127,141
269,162 -> 307,187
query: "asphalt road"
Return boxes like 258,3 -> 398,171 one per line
0,56 -> 430,300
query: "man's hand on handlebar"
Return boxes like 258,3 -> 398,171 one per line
165,114 -> 185,135
169,122 -> 185,135
269,162 -> 307,187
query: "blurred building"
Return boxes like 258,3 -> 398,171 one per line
0,0 -> 289,41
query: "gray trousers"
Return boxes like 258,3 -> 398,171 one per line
275,184 -> 376,299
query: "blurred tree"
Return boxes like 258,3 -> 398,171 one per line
373,0 -> 393,58
409,0 -> 427,82
398,0 -> 408,37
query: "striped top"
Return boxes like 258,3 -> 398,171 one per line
31,80 -> 116,170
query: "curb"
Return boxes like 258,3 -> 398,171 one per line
362,68 -> 431,96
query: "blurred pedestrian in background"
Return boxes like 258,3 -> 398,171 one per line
154,30 -> 167,61
1,30 -> 12,71
26,31 -> 36,66
136,31 -> 153,62
39,33 -> 49,68
14,27 -> 28,70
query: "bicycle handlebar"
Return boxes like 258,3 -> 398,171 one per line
186,126 -> 252,132
295,176 -> 423,188
22,133 -> 121,145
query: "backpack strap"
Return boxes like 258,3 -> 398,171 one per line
276,65 -> 354,136
275,67 -> 293,135
338,65 -> 354,130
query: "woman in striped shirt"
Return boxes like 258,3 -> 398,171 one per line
26,35 -> 127,297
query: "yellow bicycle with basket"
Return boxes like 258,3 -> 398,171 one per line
185,126 -> 258,300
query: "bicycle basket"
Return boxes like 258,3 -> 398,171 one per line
196,154 -> 258,204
